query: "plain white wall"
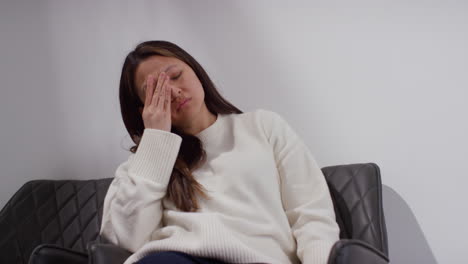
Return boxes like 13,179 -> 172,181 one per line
1,0 -> 466,263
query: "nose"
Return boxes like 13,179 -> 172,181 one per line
169,85 -> 181,102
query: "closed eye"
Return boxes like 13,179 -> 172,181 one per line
171,71 -> 182,80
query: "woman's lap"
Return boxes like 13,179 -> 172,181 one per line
135,251 -> 227,264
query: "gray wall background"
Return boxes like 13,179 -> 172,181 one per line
1,0 -> 465,263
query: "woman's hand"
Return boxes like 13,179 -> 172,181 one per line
141,72 -> 172,132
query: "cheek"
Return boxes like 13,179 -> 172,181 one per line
186,79 -> 203,95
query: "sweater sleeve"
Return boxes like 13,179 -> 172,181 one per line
99,128 -> 182,252
260,109 -> 340,264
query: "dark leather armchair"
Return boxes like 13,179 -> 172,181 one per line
0,162 -> 389,264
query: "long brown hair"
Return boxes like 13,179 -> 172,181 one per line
119,40 -> 243,212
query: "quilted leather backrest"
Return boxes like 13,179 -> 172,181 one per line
322,162 -> 388,257
0,162 -> 388,263
0,178 -> 112,264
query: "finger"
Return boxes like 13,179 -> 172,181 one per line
152,72 -> 165,107
158,76 -> 168,110
144,75 -> 154,108
165,80 -> 171,112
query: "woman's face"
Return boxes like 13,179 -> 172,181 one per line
134,55 -> 206,129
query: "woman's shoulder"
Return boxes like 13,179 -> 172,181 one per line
231,108 -> 288,135
250,108 -> 287,127
235,108 -> 283,121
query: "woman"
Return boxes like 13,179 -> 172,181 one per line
99,40 -> 340,264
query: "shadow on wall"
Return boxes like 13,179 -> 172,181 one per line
382,185 -> 438,264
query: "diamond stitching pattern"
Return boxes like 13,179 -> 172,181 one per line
322,163 -> 387,256
0,162 -> 388,263
0,178 -> 113,264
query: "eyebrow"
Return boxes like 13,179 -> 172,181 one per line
140,64 -> 178,92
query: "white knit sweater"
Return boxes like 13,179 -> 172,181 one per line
99,108 -> 340,264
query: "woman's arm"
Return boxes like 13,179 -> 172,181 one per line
261,109 -> 340,264
99,129 -> 182,252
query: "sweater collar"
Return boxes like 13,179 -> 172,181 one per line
195,113 -> 225,142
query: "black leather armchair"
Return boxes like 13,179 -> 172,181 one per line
0,162 -> 389,264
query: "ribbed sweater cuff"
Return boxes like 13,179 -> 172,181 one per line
302,241 -> 335,264
128,128 -> 182,184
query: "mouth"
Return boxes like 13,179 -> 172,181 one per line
177,98 -> 190,111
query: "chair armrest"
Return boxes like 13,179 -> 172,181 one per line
28,244 -> 88,264
327,239 -> 389,264
86,240 -> 132,264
